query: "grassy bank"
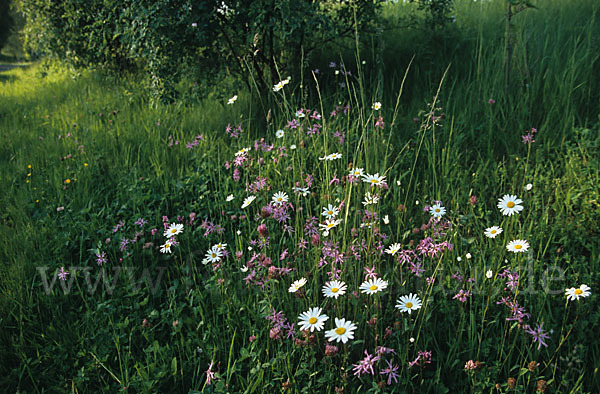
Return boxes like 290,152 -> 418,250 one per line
1,0 -> 599,392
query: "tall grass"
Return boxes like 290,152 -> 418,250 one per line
1,0 -> 599,392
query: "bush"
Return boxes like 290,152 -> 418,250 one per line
15,0 -> 384,101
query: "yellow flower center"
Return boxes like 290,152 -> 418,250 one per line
405,302 -> 413,308
331,287 -> 339,293
575,289 -> 583,295
335,327 -> 346,335
308,317 -> 318,324
211,253 -> 217,258
371,179 -> 378,183
491,230 -> 496,234
435,209 -> 440,212
328,211 -> 333,215
277,198 -> 282,201
507,201 -> 515,208
369,285 -> 378,291
514,244 -> 522,250
171,229 -> 177,233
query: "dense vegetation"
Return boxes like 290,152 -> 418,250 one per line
1,0 -> 599,392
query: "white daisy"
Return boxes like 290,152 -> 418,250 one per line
241,195 -> 256,208
359,278 -> 388,295
430,203 -> 446,218
294,186 -> 310,196
322,280 -> 347,299
362,192 -> 379,206
484,226 -> 503,238
160,240 -> 173,254
383,215 -> 390,224
276,129 -> 285,138
290,144 -> 297,150
288,277 -> 307,293
372,102 -> 382,110
385,243 -> 402,256
227,95 -> 238,105
226,194 -> 234,202
204,246 -> 222,263
235,147 -> 250,157
325,318 -> 357,343
362,173 -> 386,187
273,81 -> 284,92
298,307 -> 329,332
322,204 -> 340,219
565,284 -> 591,301
319,153 -> 342,161
319,218 -> 342,232
295,110 -> 305,118
396,293 -> 422,314
497,194 -> 524,216
214,242 -> 227,251
525,183 -> 533,191
272,191 -> 289,206
164,223 -> 184,238
506,239 -> 530,253
349,167 -> 364,178
486,270 -> 493,279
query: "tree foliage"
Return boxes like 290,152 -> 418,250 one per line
0,0 -> 14,51
15,0 -> 383,101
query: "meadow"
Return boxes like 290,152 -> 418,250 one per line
1,0 -> 599,392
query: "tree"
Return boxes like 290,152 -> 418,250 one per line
0,0 -> 14,52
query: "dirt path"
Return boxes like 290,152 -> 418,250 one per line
0,64 -> 28,72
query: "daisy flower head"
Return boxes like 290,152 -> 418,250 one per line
289,277 -> 307,293
276,129 -> 285,139
325,318 -> 357,343
272,191 -> 289,206
322,204 -> 340,219
226,194 -> 234,202
164,223 -> 184,238
372,102 -> 382,111
565,284 -> 591,301
360,278 -> 388,295
235,147 -> 250,157
497,194 -> 524,216
298,307 -> 329,332
385,243 -> 402,256
319,218 -> 342,232
214,242 -> 227,251
204,246 -> 223,263
429,203 -> 446,218
273,81 -> 284,92
241,195 -> 256,208
319,153 -> 342,161
294,186 -> 310,196
506,239 -> 530,253
396,293 -> 422,314
227,95 -> 238,105
362,173 -> 386,187
322,280 -> 347,299
295,109 -> 305,118
349,167 -> 364,178
362,192 -> 379,206
160,240 -> 173,254
484,226 -> 503,238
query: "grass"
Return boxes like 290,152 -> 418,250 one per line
1,0 -> 599,392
